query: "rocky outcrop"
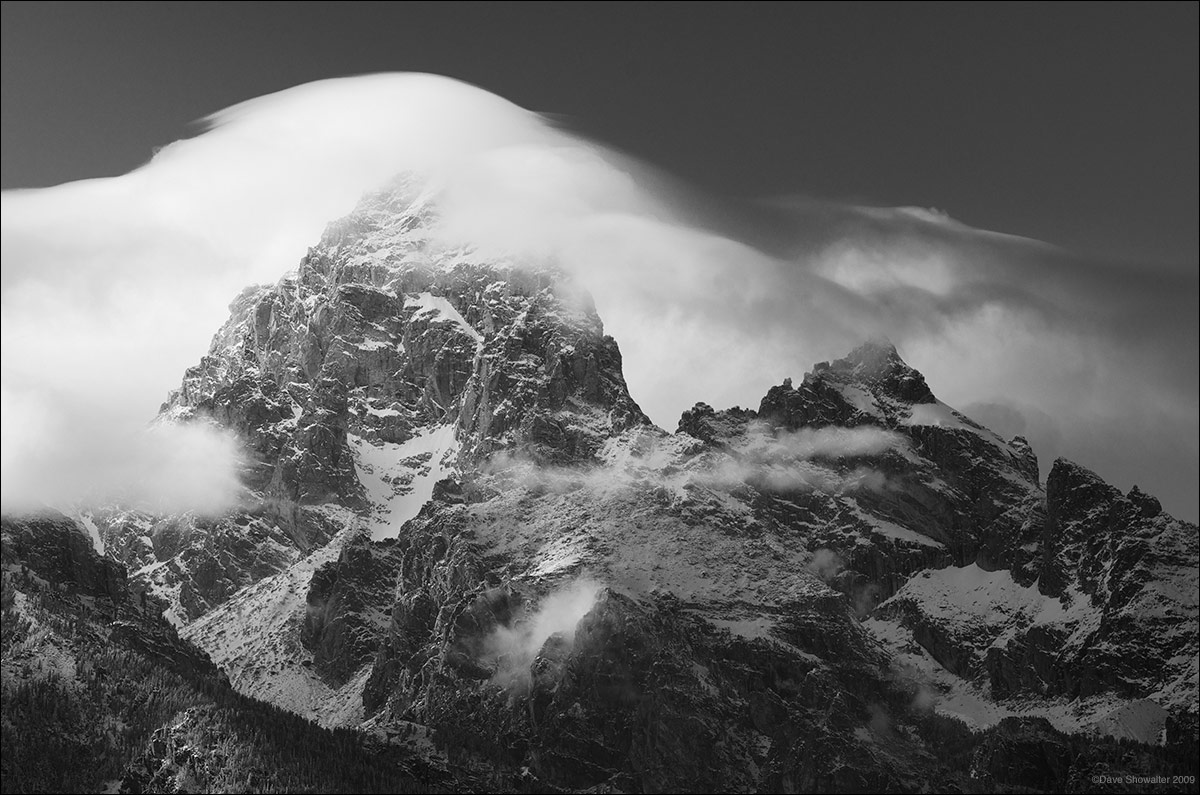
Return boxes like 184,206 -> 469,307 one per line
758,341 -> 934,427
302,533 -> 404,686
676,401 -> 757,444
1,512 -> 126,600
872,455 -> 1197,742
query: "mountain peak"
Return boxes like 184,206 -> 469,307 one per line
1127,484 -> 1163,517
810,339 -> 935,406
756,340 -> 936,431
165,174 -> 648,542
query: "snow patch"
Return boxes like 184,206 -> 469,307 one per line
76,512 -> 105,555
405,292 -> 482,343
886,563 -> 1099,645
1094,700 -> 1170,744
834,384 -> 883,419
528,534 -> 586,578
350,424 -> 459,540
848,503 -> 944,549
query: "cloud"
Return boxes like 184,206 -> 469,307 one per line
2,73 -> 1195,521
1,74 -> 554,513
911,682 -> 937,713
482,578 -> 603,690
484,423 -> 896,499
806,548 -> 845,582
805,547 -> 882,618
1,384 -> 242,514
738,424 -> 905,461
689,424 -> 899,495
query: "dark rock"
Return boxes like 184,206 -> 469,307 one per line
1,512 -> 126,599
301,533 -> 404,686
970,717 -> 1072,792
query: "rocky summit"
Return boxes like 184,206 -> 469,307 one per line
3,180 -> 1197,793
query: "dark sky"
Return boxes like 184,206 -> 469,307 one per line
2,1 -> 1197,268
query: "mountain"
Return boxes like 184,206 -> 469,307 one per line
4,179 -> 1197,793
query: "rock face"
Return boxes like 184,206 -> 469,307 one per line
301,535 -> 405,687
1,512 -> 127,600
68,179 -> 1198,791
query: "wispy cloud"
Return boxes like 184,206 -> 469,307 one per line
689,424 -> 900,495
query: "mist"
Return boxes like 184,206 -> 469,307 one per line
483,578 -> 603,689
0,386 -> 243,515
735,424 -> 904,462
806,549 -> 846,582
485,424 -> 896,500
693,424 -> 899,495
2,73 -> 1195,520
